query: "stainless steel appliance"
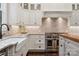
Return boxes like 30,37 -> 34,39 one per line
45,33 -> 59,51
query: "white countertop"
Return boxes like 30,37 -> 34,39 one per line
0,34 -> 27,51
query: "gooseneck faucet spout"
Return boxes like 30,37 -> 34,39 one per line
1,24 -> 10,31
0,24 -> 10,39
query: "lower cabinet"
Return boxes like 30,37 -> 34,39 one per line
0,44 -> 16,56
28,34 -> 45,50
59,36 -> 79,56
59,36 -> 65,56
65,40 -> 79,56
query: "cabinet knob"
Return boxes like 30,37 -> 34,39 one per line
67,52 -> 70,56
39,40 -> 41,42
67,42 -> 70,44
60,45 -> 62,47
39,46 -> 41,48
75,22 -> 77,25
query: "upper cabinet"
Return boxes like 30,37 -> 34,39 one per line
70,4 -> 79,26
8,3 -> 43,26
70,11 -> 79,26
8,3 -> 19,25
41,3 -> 72,11
17,3 -> 43,26
20,3 -> 41,10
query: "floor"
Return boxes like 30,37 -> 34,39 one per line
26,50 -> 59,56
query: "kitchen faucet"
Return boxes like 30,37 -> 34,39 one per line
1,24 -> 10,31
0,24 -> 10,39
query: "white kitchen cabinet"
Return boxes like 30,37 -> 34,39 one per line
35,11 -> 43,26
65,39 -> 79,56
29,11 -> 36,26
41,3 -> 72,11
60,36 -> 79,56
8,3 -> 19,25
59,36 -> 65,56
18,10 -> 43,26
70,11 -> 79,26
17,3 -> 43,26
18,10 -> 30,25
27,11 -> 43,26
8,3 -> 43,26
28,34 -> 45,50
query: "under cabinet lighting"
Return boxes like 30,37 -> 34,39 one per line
30,4 -> 35,10
70,26 -> 79,28
27,26 -> 40,28
46,17 -> 51,23
58,17 -> 63,24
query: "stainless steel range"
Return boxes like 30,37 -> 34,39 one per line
45,33 -> 59,52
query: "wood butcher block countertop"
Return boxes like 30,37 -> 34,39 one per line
60,33 -> 79,43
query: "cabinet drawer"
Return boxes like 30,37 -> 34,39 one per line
28,35 -> 45,39
35,39 -> 45,44
34,44 -> 45,49
65,40 -> 79,50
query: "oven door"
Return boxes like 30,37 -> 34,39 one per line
46,39 -> 53,49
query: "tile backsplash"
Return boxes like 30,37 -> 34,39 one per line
10,25 -> 20,34
69,26 -> 79,35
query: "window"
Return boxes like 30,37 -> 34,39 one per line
24,3 -> 28,9
36,4 -> 41,10
30,4 -> 35,10
72,4 -> 75,10
0,3 -> 1,8
77,4 -> 79,10
20,3 -> 41,10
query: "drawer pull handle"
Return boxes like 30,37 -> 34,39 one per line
60,45 -> 62,47
67,52 -> 70,56
67,42 -> 70,44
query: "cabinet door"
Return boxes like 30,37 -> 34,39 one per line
8,4 -> 18,25
29,11 -> 42,26
29,38 -> 35,49
35,11 -> 42,26
59,36 -> 65,56
70,11 -> 79,26
28,11 -> 35,26
20,10 -> 30,25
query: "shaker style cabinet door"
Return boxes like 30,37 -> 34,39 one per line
8,4 -> 18,25
59,36 -> 65,56
70,11 -> 79,26
35,11 -> 43,26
